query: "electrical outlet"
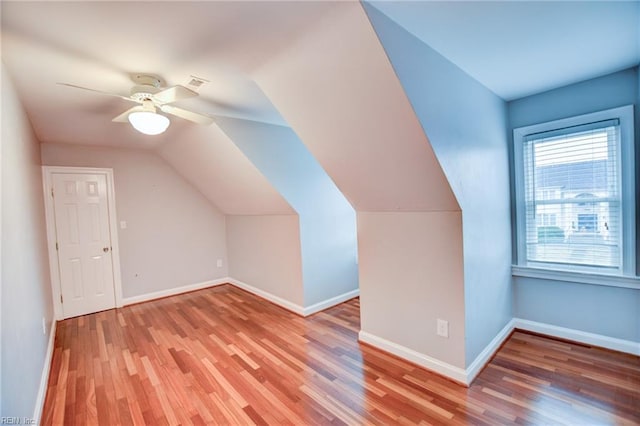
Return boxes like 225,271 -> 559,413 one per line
216,259 -> 223,268
42,317 -> 47,335
437,319 -> 449,338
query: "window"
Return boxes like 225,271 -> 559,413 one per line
537,213 -> 557,227
513,106 -> 635,276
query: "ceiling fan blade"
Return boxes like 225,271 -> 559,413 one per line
160,105 -> 214,125
112,106 -> 143,122
153,85 -> 198,104
57,83 -> 134,102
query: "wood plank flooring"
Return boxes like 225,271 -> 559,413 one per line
41,284 -> 640,425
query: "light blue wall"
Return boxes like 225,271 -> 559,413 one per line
509,68 -> 638,129
508,68 -> 639,341
637,67 -> 640,276
364,3 -> 513,366
215,117 -> 358,306
514,278 -> 639,341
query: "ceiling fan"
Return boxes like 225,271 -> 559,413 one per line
58,74 -> 214,135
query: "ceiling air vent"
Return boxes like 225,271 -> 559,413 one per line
187,75 -> 209,91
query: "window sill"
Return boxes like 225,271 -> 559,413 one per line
512,265 -> 640,289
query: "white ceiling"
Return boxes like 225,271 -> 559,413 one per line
1,1 -> 337,148
2,1 -> 637,148
1,1 -> 336,215
158,125 -> 295,215
255,2 -> 459,212
1,1 -> 638,214
370,0 -> 640,101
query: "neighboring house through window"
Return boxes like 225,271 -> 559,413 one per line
513,105 -> 636,277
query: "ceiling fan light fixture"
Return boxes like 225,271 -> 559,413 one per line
128,111 -> 170,135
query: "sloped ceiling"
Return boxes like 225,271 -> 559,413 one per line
1,1 -> 338,215
1,0 -> 459,214
3,1 -> 637,214
1,1 -> 337,143
158,125 -> 294,215
255,2 -> 459,212
368,1 -> 640,101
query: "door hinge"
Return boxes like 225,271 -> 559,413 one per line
51,188 -> 54,197
55,242 -> 59,251
60,294 -> 63,304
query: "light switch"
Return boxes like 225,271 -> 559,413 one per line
120,221 -> 127,229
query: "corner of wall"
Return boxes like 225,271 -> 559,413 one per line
40,144 -> 229,299
362,3 -> 513,367
226,214 -> 305,307
357,211 -> 466,371
215,118 -> 359,308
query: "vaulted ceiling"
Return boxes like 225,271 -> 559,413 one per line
2,1 -> 638,214
1,1 -> 339,214
1,1 -> 335,144
369,1 -> 640,100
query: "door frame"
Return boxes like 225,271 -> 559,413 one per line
42,166 -> 124,320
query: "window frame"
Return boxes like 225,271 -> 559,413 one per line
513,105 -> 636,280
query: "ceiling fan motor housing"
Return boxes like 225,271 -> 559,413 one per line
130,74 -> 162,102
130,85 -> 161,102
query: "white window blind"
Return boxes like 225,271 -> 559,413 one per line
522,119 -> 622,271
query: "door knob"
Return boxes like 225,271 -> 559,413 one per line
103,247 -> 110,253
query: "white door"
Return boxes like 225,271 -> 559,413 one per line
52,172 -> 116,318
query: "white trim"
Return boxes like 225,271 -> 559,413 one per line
513,105 -> 636,275
360,317 -> 639,386
121,277 -> 358,317
33,320 -> 57,423
42,166 -> 123,320
465,319 -> 515,383
227,277 -> 360,317
512,265 -> 639,289
226,277 -> 305,316
106,170 -> 124,308
303,289 -> 360,316
360,323 -> 516,386
513,318 -> 640,356
358,330 -> 468,385
42,167 -> 62,320
121,278 -> 227,306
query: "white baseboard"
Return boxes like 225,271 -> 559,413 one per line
120,276 -> 358,317
226,278 -> 305,316
360,320 -> 516,386
33,319 -> 57,423
227,278 -> 359,317
358,330 -> 468,385
513,318 -> 640,356
359,318 -> 639,387
303,289 -> 360,316
465,319 -> 515,384
121,278 -> 228,306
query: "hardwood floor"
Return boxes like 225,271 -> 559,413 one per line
42,284 -> 640,425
